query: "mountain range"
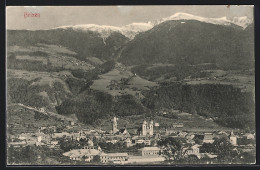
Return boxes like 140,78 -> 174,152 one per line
53,12 -> 253,40
6,12 -> 255,130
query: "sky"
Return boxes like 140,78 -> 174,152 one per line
6,5 -> 254,30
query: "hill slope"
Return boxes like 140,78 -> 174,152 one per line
119,20 -> 254,70
7,29 -> 129,61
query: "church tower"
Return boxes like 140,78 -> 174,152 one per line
112,117 -> 118,134
149,120 -> 154,136
142,120 -> 147,136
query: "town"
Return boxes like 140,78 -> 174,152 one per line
7,106 -> 256,165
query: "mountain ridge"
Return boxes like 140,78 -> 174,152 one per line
11,12 -> 252,40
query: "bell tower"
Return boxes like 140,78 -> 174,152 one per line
149,120 -> 154,136
142,120 -> 147,136
112,117 -> 118,134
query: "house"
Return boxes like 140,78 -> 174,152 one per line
39,107 -> 45,112
229,131 -> 237,146
185,144 -> 200,156
124,138 -> 133,147
187,139 -> 196,145
178,131 -> 188,138
203,134 -> 214,144
8,141 -> 27,148
138,147 -> 161,156
106,139 -> 118,144
100,152 -> 129,164
50,140 -> 59,145
69,121 -> 75,126
135,139 -> 151,146
63,149 -> 100,162
115,128 -> 131,139
172,122 -> 184,128
87,139 -> 94,147
244,133 -> 255,140
52,132 -> 71,139
18,133 -> 28,140
185,133 -> 195,140
132,136 -> 151,146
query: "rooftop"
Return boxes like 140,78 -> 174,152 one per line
63,149 -> 100,157
100,153 -> 128,157
138,147 -> 161,151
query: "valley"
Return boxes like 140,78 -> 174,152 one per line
6,12 -> 255,136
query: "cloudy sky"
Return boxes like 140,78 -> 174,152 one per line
6,5 -> 254,30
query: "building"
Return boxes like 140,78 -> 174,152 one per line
63,149 -> 100,162
172,122 -> 184,128
124,138 -> 133,147
115,128 -> 131,139
229,131 -> 237,146
203,134 -> 214,144
138,147 -> 161,156
244,133 -> 255,140
100,153 -> 128,164
111,117 -> 119,134
185,133 -> 195,140
137,120 -> 154,136
69,121 -> 75,126
135,139 -> 151,146
185,144 -> 200,156
39,107 -> 45,112
8,141 -> 27,148
87,139 -> 94,147
52,132 -> 71,139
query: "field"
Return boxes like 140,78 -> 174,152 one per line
91,63 -> 157,97
185,69 -> 255,93
8,44 -> 95,71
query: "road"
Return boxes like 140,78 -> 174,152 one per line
16,103 -> 76,122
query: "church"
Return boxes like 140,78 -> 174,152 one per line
137,120 -> 154,136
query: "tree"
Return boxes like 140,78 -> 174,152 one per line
7,145 -> 16,164
92,155 -> 101,163
157,137 -> 186,161
212,137 -> 233,157
200,143 -> 214,153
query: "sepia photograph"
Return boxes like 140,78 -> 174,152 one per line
6,5 -> 255,165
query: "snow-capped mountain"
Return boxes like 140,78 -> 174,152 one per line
231,16 -> 253,29
151,12 -> 253,28
55,24 -> 122,39
152,13 -> 231,26
55,22 -> 153,40
54,12 -> 253,40
121,22 -> 153,39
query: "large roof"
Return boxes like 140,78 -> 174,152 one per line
203,134 -> 214,140
63,149 -> 100,157
100,153 -> 128,157
138,147 -> 160,151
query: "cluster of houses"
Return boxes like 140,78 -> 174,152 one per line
8,116 -> 255,164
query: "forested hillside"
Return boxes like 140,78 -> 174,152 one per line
119,20 -> 254,70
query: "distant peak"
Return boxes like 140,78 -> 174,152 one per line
156,12 -> 232,26
52,12 -> 253,39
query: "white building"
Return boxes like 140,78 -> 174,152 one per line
137,120 -> 154,136
229,131 -> 237,146
203,134 -> 214,144
100,153 -> 128,164
63,149 -> 100,162
138,147 -> 161,156
184,144 -> 200,156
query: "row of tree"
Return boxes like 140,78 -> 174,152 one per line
157,137 -> 255,164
